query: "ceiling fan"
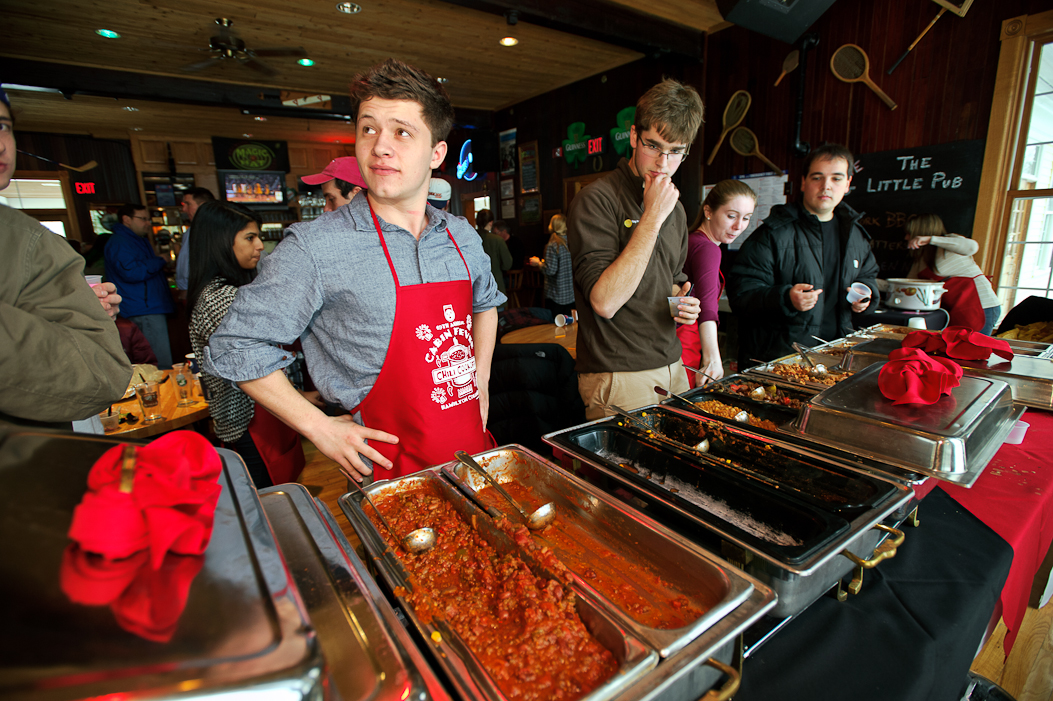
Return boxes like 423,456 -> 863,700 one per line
180,18 -> 307,77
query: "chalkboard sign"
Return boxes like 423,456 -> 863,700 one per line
846,139 -> 985,279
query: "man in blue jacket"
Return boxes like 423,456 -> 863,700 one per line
104,203 -> 175,368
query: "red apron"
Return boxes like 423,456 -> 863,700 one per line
246,404 -> 306,485
919,267 -> 985,332
352,207 -> 495,478
677,270 -> 724,388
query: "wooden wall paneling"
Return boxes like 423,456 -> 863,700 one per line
288,146 -> 309,171
170,141 -> 199,167
197,142 -> 216,167
140,140 -> 167,166
310,146 -> 337,172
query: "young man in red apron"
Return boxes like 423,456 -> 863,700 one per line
203,59 -> 502,482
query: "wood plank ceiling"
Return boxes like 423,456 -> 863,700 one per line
1,0 -> 724,142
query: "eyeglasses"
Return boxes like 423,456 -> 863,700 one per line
638,137 -> 689,161
131,215 -> 151,222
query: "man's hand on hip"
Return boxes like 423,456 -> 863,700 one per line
789,283 -> 823,312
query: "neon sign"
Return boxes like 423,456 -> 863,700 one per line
457,139 -> 477,181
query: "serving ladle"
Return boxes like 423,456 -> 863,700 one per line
344,473 -> 436,554
792,342 -> 829,377
455,451 -> 556,530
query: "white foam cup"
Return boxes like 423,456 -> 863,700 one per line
907,317 -> 927,330
1005,420 -> 1030,445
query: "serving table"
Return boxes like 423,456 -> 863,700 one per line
108,368 -> 210,439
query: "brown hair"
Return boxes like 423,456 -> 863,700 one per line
547,213 -> 568,249
634,79 -> 705,146
690,180 -> 757,231
905,213 -> 947,269
475,209 -> 493,230
349,58 -> 455,146
803,143 -> 855,176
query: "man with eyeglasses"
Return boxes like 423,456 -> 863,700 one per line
568,79 -> 704,420
105,203 -> 176,368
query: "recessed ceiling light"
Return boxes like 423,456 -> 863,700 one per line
243,133 -> 253,138
499,37 -> 518,47
122,106 -> 139,112
131,127 -> 143,131
298,58 -> 315,67
96,29 -> 121,39
436,77 -> 448,84
254,116 -> 267,121
336,2 -> 361,13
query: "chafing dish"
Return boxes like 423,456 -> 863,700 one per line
793,363 -> 1024,486
439,445 -> 758,658
838,336 -> 1053,410
0,426 -> 324,701
855,323 -> 1053,358
341,470 -> 659,701
545,408 -> 912,617
258,483 -> 449,701
744,355 -> 853,392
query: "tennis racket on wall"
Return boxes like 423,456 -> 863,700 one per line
831,44 -> 897,110
707,90 -> 751,165
730,127 -> 781,175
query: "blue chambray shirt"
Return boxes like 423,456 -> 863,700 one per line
203,192 -> 505,411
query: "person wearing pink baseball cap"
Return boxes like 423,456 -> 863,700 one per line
301,156 -> 368,212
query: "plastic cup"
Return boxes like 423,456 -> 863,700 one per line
84,275 -> 103,287
1005,420 -> 1030,445
907,317 -> 927,330
173,363 -> 194,406
667,297 -> 683,318
99,412 -> 120,433
847,282 -> 871,304
135,381 -> 164,423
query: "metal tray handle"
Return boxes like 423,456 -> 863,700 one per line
700,658 -> 740,701
840,524 -> 906,595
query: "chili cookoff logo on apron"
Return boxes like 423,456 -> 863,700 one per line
415,304 -> 478,409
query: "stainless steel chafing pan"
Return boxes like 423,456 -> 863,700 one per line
439,445 -> 758,658
545,408 -> 912,618
340,470 -> 659,701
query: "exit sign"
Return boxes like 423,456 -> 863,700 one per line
587,137 -> 605,155
75,182 -> 96,194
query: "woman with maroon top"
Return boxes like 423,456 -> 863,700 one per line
678,180 -> 757,387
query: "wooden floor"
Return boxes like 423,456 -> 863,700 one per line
296,439 -> 1053,700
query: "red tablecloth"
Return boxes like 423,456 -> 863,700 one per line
938,409 -> 1053,656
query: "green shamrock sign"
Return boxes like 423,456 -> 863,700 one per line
610,107 -> 635,157
563,122 -> 590,167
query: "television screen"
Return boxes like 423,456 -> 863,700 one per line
219,170 -> 286,208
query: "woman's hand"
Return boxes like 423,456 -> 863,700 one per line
907,236 -> 931,250
528,256 -> 542,268
697,357 -> 724,385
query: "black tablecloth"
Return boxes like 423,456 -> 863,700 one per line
856,305 -> 950,331
735,489 -> 1013,701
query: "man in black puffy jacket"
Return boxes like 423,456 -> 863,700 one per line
728,144 -> 878,368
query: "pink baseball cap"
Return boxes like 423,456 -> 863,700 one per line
301,156 -> 368,189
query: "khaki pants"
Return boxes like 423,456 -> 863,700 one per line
579,361 -> 690,421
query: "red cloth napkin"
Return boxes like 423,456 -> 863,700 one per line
61,545 -> 205,643
902,326 -> 1014,362
60,431 -> 221,642
68,431 -> 222,568
878,347 -> 964,405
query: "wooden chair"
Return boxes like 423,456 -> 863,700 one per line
523,268 -> 544,308
506,269 -> 524,308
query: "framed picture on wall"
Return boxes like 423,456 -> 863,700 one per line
518,140 -> 539,194
501,199 -> 516,219
519,194 -> 542,225
500,179 -> 514,199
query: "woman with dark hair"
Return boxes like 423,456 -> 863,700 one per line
904,213 -> 1000,335
188,201 -> 307,488
475,208 -> 494,238
679,180 -> 757,387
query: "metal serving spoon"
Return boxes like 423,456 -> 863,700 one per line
455,451 -> 556,530
792,341 -> 828,377
344,474 -> 436,554
682,364 -> 721,385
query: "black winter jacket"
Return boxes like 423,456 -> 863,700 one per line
727,201 -> 879,366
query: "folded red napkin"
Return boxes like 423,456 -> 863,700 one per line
902,326 -> 1014,362
61,431 -> 221,642
61,545 -> 205,643
878,347 -> 964,405
68,431 -> 222,568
